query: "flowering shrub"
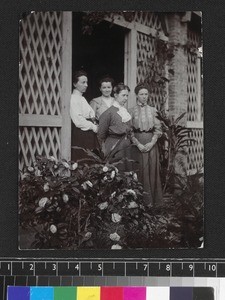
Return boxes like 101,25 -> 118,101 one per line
19,155 -> 148,249
19,155 -> 203,249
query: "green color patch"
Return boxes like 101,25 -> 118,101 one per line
54,287 -> 76,300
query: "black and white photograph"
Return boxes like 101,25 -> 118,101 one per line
18,11 -> 204,250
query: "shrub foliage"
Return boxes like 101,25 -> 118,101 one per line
19,152 -> 203,249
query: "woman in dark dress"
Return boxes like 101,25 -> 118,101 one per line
129,83 -> 163,206
70,71 -> 99,161
97,83 -> 133,171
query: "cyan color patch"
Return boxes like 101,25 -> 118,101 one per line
30,287 -> 54,300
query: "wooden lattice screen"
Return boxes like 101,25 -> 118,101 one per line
135,12 -> 167,111
19,12 -> 72,171
187,28 -> 203,173
134,11 -> 164,30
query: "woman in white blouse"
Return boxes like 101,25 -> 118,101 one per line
70,70 -> 99,161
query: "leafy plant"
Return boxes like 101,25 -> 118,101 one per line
157,112 -> 197,193
81,12 -> 135,35
19,151 -> 203,249
164,171 -> 204,247
19,153 -> 149,249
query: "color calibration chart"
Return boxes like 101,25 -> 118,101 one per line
1,258 -> 225,300
7,286 -> 216,300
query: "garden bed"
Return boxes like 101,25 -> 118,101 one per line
19,155 -> 203,250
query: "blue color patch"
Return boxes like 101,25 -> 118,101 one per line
7,287 -> 30,300
30,287 -> 54,300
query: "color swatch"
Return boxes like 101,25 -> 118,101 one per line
7,286 -> 214,300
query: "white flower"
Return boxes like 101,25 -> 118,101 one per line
199,177 -> 204,185
103,176 -> 107,181
103,166 -> 109,172
127,189 -> 137,198
27,166 -> 34,172
62,194 -> 69,203
43,183 -> 50,192
49,156 -> 56,162
84,232 -> 92,240
71,162 -> 78,170
111,170 -> 116,179
109,232 -> 120,242
111,192 -> 116,198
62,161 -> 70,169
98,201 -> 108,210
82,182 -> 87,190
133,173 -> 138,181
86,180 -> 93,188
21,173 -> 29,180
50,224 -> 57,234
39,197 -> 49,207
111,244 -> 122,250
118,194 -> 124,201
128,201 -> 138,209
111,213 -> 122,223
35,169 -> 41,176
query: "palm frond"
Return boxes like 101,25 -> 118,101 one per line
174,112 -> 186,124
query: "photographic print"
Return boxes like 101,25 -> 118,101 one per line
18,11 -> 204,249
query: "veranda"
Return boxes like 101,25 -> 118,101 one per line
19,11 -> 203,175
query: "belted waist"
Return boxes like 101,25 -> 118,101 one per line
108,133 -> 127,139
133,128 -> 154,133
86,117 -> 99,124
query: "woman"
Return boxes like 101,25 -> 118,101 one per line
90,77 -> 115,120
70,70 -> 98,161
97,83 -> 132,170
129,83 -> 163,206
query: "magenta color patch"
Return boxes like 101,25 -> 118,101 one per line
123,287 -> 146,300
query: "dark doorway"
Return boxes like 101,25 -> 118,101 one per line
72,13 -> 126,102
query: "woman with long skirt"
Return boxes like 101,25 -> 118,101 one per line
129,83 -> 163,206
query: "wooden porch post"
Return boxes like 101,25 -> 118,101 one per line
60,12 -> 72,160
167,13 -> 189,174
124,29 -> 137,109
167,13 -> 188,125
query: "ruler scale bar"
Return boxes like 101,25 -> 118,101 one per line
0,260 -> 224,277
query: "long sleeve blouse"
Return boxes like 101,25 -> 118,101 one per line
129,104 -> 162,136
70,89 -> 96,131
98,106 -> 132,144
129,104 -> 162,146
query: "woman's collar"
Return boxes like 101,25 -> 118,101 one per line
137,101 -> 147,107
73,89 -> 83,96
113,101 -> 122,109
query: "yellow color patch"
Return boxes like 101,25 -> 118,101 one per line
77,287 -> 100,300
